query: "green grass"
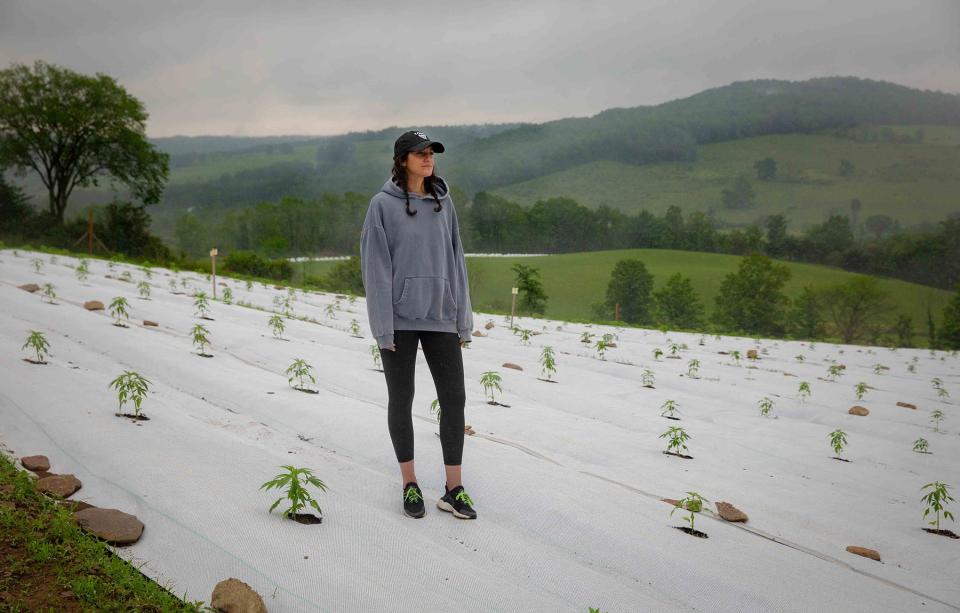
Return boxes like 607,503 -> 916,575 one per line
0,451 -> 210,611
490,125 -> 960,229
297,249 -> 952,339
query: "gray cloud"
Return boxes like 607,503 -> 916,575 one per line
1,0 -> 957,137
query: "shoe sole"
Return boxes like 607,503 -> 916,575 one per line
437,499 -> 476,519
404,508 -> 425,518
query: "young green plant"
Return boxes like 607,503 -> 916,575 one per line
798,381 -> 811,403
480,371 -> 503,404
829,428 -> 848,459
191,323 -> 212,356
108,371 -> 151,417
137,280 -> 151,299
670,491 -> 709,533
109,296 -> 130,327
21,330 -> 50,363
660,426 -> 691,456
269,314 -> 286,339
913,438 -> 930,454
286,358 -> 317,391
41,283 -> 56,304
539,346 -> 557,381
260,465 -> 328,519
920,481 -> 955,534
758,396 -> 775,418
193,292 -> 211,319
660,399 -> 680,419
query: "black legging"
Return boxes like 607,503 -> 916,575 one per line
380,330 -> 466,466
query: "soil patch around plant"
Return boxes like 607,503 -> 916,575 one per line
674,526 -> 709,538
487,401 -> 511,407
196,353 -> 214,358
923,528 -> 959,539
22,358 -> 47,365
114,413 -> 150,421
294,387 -> 319,395
536,378 -> 558,383
663,451 -> 693,459
662,415 -> 681,421
831,456 -> 852,463
286,512 -> 322,525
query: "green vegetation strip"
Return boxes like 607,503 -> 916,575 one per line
0,451 -> 207,612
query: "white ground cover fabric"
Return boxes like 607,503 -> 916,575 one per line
1,248 -> 957,612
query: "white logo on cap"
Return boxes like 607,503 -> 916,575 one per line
413,131 -> 428,139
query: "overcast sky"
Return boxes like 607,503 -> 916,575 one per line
1,0 -> 958,138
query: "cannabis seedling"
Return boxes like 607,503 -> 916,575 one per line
519,328 -> 532,346
671,491 -> 709,533
109,296 -> 130,327
920,481 -> 955,533
269,314 -> 286,339
930,409 -> 945,433
660,426 -> 690,456
41,283 -> 56,304
370,344 -> 382,370
168,278 -> 178,293
430,398 -> 441,423
854,382 -> 868,401
349,319 -> 361,337
731,350 -> 741,365
75,259 -> 89,281
687,359 -> 700,378
668,342 -> 681,357
120,270 -> 132,282
540,346 -> 557,381
873,364 -> 886,375
913,438 -> 930,454
222,286 -> 233,304
245,280 -> 254,291
191,323 -> 212,356
31,257 -> 43,273
829,428 -> 848,459
140,266 -> 153,280
798,381 -> 811,403
108,371 -> 151,417
827,364 -> 844,381
660,400 -> 680,419
286,358 -> 317,391
795,354 -> 805,362
594,338 -> 612,360
193,292 -> 211,318
641,368 -> 655,388
260,465 -> 328,519
480,371 -> 502,404
652,348 -> 663,361
758,396 -> 775,417
581,331 -> 594,344
137,281 -> 151,299
21,330 -> 50,363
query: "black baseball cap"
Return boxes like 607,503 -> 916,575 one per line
394,131 -> 445,158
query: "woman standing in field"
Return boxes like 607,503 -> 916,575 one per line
360,130 -> 477,520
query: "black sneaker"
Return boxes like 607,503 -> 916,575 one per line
402,482 -> 425,518
437,484 -> 477,519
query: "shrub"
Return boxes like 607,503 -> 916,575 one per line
260,466 -> 328,518
222,251 -> 292,281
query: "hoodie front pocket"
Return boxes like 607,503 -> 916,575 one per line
394,276 -> 457,321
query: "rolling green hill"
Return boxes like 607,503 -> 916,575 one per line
490,126 -> 960,228
296,249 -> 952,339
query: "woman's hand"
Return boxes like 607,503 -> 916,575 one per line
386,344 -> 396,352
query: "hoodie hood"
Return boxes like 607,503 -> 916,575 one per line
380,176 -> 449,201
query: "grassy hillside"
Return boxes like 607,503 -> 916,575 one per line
297,249 -> 952,339
491,126 -> 960,229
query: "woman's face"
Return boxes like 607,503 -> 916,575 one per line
403,147 -> 435,180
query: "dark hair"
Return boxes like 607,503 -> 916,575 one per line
391,153 -> 444,216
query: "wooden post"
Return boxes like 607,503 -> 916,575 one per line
210,248 -> 218,299
510,286 -> 518,328
615,302 -> 620,321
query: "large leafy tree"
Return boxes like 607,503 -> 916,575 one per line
818,276 -> 892,344
0,60 -> 169,224
605,259 -> 654,325
511,263 -> 547,316
713,254 -> 791,336
940,284 -> 960,350
652,273 -> 703,329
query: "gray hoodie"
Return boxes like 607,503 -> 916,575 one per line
360,176 -> 473,350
